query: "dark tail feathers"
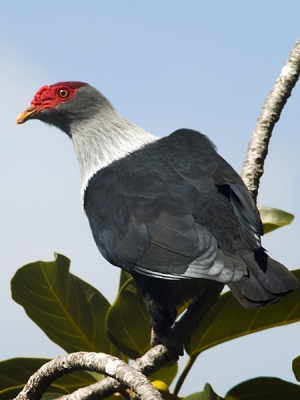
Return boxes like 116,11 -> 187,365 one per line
228,250 -> 299,308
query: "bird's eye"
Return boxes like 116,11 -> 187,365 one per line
58,89 -> 70,98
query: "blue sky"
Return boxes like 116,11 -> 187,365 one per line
1,1 -> 300,396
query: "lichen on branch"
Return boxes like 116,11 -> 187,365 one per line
241,38 -> 300,202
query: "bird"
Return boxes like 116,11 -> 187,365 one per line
17,81 -> 298,355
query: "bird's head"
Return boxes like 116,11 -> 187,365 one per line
16,81 -> 112,135
16,81 -> 155,189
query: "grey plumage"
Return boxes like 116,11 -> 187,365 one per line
17,82 -> 299,354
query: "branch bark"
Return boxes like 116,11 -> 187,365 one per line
56,345 -> 171,400
13,352 -> 163,400
241,38 -> 300,202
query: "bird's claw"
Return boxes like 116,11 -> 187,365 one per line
151,328 -> 184,360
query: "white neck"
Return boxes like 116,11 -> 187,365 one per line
70,108 -> 157,205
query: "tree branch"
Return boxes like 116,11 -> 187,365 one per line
13,352 -> 163,400
241,38 -> 300,202
55,345 -> 171,400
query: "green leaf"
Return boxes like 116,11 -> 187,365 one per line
184,383 -> 224,399
106,278 -> 151,358
0,357 -> 97,400
42,394 -> 62,400
259,206 -> 294,234
292,356 -> 300,381
149,361 -> 178,387
11,253 -> 122,357
119,269 -> 132,290
151,381 -> 181,400
225,377 -> 300,400
185,270 -> 300,357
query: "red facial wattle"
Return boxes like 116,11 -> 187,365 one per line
16,81 -> 86,124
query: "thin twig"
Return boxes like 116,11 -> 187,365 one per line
241,38 -> 300,202
173,355 -> 196,396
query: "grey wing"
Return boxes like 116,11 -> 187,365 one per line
214,156 -> 263,248
106,167 -> 246,284
133,211 -> 223,279
91,188 -> 242,284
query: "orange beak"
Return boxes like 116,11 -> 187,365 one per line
16,105 -> 38,124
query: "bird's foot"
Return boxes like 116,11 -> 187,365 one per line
151,328 -> 184,360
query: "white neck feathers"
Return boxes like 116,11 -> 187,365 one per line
70,108 -> 157,205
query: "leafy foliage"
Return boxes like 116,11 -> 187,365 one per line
0,358 -> 98,400
106,278 -> 151,358
292,355 -> 300,381
2,210 -> 300,399
185,269 -> 300,356
185,383 -> 224,399
259,206 -> 294,234
225,377 -> 300,400
11,253 -> 123,358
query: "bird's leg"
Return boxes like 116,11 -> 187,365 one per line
132,272 -> 183,358
173,282 -> 224,345
150,326 -> 183,360
150,281 -> 224,358
144,293 -> 183,357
